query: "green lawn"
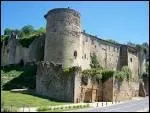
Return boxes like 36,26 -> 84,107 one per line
1,91 -> 70,108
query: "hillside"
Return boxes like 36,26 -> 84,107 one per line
1,64 -> 37,90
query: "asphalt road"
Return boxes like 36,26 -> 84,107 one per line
73,97 -> 149,112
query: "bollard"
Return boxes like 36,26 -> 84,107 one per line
106,102 -> 107,106
102,102 -> 103,106
29,106 -> 30,112
97,103 -> 98,107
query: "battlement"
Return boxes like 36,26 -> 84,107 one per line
44,8 -> 80,19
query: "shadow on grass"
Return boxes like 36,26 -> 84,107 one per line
10,89 -> 70,103
2,64 -> 37,90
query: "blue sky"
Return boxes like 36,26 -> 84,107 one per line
1,1 -> 149,44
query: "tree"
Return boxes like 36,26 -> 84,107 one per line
21,25 -> 34,35
37,27 -> 46,34
4,28 -> 12,36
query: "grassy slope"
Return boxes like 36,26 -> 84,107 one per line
2,91 -> 69,107
1,64 -> 36,90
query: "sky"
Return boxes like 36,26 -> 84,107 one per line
1,1 -> 149,44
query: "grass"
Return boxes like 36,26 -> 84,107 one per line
43,106 -> 90,112
1,91 -> 69,108
1,64 -> 36,90
37,103 -> 90,112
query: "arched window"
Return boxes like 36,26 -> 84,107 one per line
74,50 -> 77,59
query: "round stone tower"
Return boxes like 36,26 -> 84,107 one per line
44,8 -> 82,68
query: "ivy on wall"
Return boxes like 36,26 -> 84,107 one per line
82,68 -> 114,84
90,53 -> 103,69
81,66 -> 132,84
19,33 -> 42,48
114,66 -> 132,81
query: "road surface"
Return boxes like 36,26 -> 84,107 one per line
71,97 -> 149,112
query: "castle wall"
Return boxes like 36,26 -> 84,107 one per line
1,41 -> 9,66
81,33 -> 120,70
44,8 -> 82,68
113,80 -> 139,101
36,62 -> 78,102
8,38 -> 18,64
128,49 -> 139,82
1,36 -> 45,66
29,36 -> 45,62
120,45 -> 128,69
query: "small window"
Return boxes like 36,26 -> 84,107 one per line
130,58 -> 132,62
74,51 -> 77,59
81,76 -> 88,85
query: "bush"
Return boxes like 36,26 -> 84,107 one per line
37,106 -> 49,111
114,71 -> 126,81
68,106 -> 71,109
19,34 -> 40,47
90,53 -> 103,69
121,66 -> 132,81
82,69 -> 114,83
101,70 -> 114,83
114,66 -> 132,81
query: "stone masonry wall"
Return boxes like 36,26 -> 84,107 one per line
44,8 -> 82,68
1,36 -> 45,66
113,80 -> 139,101
128,50 -> 139,82
81,32 -> 120,71
36,61 -> 80,102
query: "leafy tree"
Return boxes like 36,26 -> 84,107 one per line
4,28 -> 12,36
21,25 -> 34,35
37,27 -> 46,34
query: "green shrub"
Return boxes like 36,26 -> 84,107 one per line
37,106 -> 49,111
82,69 -> 114,83
101,70 -> 114,83
60,106 -> 63,109
79,105 -> 82,108
90,53 -> 103,69
68,106 -> 71,109
121,66 -> 132,81
19,33 -> 41,47
1,35 -> 9,42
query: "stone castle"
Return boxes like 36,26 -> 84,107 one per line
1,8 -> 148,102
